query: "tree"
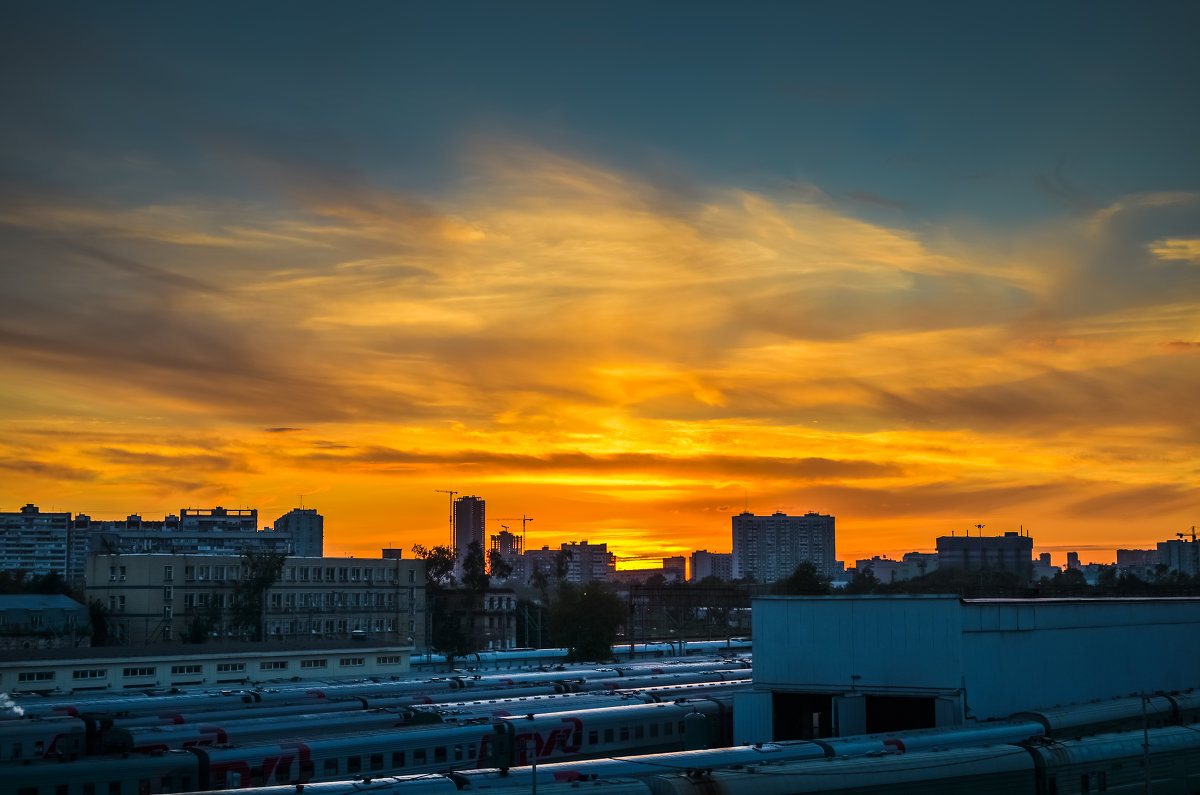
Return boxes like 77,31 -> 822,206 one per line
231,550 -> 286,641
488,549 -> 513,582
529,566 -> 551,601
412,544 -> 456,588
87,599 -> 111,646
185,602 -> 223,644
844,568 -> 879,595
412,544 -> 476,666
461,541 -> 490,594
776,561 -> 831,595
554,549 -> 573,581
549,583 -> 625,662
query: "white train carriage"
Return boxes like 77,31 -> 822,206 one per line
192,699 -> 727,789
0,714 -> 87,761
11,749 -> 200,795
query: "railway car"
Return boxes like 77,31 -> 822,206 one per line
446,719 -> 1044,788
0,714 -> 87,761
193,699 -> 728,789
104,707 -> 417,753
11,749 -> 200,795
1014,692 -> 1178,738
613,679 -> 752,703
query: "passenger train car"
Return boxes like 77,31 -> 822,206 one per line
0,664 -> 748,762
6,698 -> 731,794
30,722 -> 1200,795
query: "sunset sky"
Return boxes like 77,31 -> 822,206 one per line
2,3 -> 1198,567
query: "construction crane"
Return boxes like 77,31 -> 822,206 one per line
434,490 -> 457,545
493,515 -> 534,538
1177,526 -> 1197,541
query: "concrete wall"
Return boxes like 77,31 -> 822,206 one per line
959,598 -> 1200,718
754,595 -> 1200,724
754,596 -> 964,694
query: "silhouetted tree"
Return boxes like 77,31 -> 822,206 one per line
487,549 -> 513,582
185,602 -> 223,644
529,565 -> 551,601
231,550 -> 286,641
776,561 -> 831,595
549,583 -> 625,661
554,549 -> 573,581
844,568 -> 879,595
87,599 -> 111,646
461,541 -> 490,594
412,544 -> 456,587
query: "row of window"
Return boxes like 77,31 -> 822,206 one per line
21,666 -> 163,682
283,565 -> 418,584
266,618 -> 411,635
155,564 -> 419,584
14,655 -> 410,684
270,590 -> 415,608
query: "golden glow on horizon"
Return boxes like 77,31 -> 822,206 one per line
0,145 -> 1197,566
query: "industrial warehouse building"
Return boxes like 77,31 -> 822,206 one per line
735,594 -> 1200,743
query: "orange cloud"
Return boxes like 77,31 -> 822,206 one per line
1,145 -> 1197,565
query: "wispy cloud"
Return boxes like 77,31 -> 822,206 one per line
1,144 -> 1196,560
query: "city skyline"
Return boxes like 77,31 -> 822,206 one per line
1,4 -> 1197,566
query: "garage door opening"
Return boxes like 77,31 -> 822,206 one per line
864,695 -> 936,733
772,692 -> 832,740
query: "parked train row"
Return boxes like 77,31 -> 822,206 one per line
170,723 -> 1200,795
9,697 -> 733,795
9,690 -> 1200,795
7,657 -> 750,721
0,665 -> 751,762
412,640 -> 753,672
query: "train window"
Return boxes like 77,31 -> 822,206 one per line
434,746 -> 446,763
139,778 -> 151,795
160,777 -> 173,793
300,761 -> 314,780
57,785 -> 69,795
604,729 -> 613,742
1080,775 -> 1089,794
324,759 -> 339,775
370,753 -> 385,771
414,749 -> 427,765
454,745 -> 464,762
109,782 -> 122,795
588,730 -> 598,745
83,784 -> 95,795
348,757 -> 362,774
19,787 -> 37,795
619,727 -> 629,741
649,724 -> 659,738
634,725 -> 644,740
572,730 -> 581,747
276,761 -> 292,783
664,722 -> 673,735
392,751 -> 405,768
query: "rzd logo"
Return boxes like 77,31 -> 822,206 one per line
512,717 -> 584,764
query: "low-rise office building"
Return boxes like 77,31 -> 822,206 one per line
85,553 -> 425,647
